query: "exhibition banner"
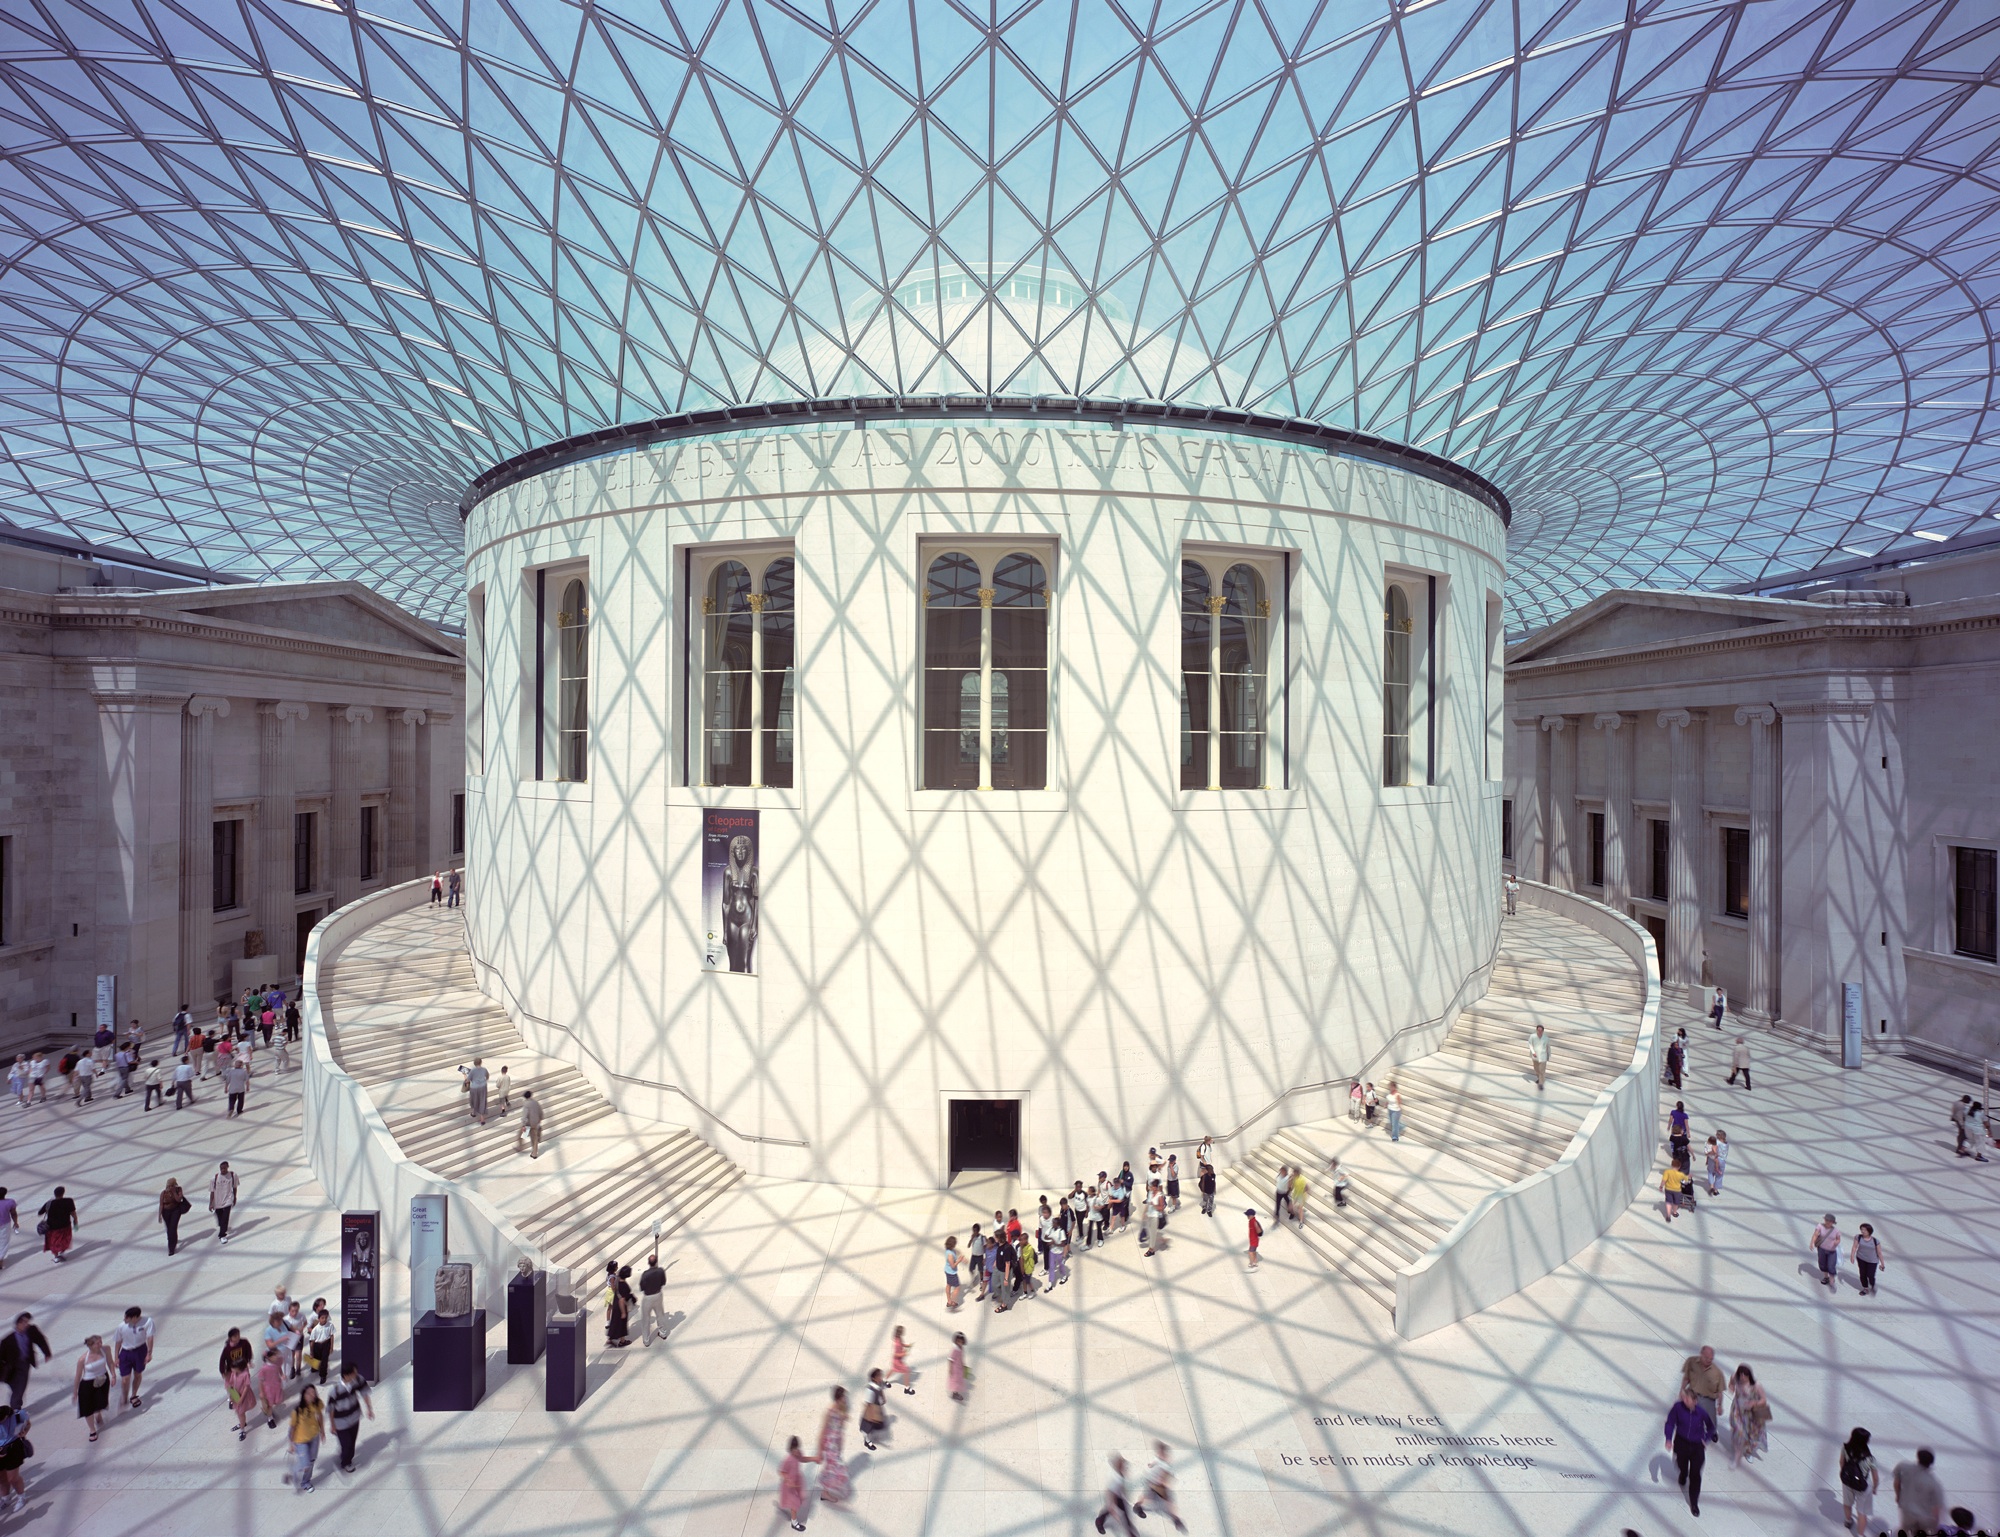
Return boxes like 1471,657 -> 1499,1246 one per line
340,1210 -> 380,1378
701,808 -> 760,973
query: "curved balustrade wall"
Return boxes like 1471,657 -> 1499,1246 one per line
1393,880 -> 1662,1338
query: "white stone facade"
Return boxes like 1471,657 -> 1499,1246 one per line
462,411 -> 1508,1189
0,543 -> 464,1047
1503,547 -> 2000,1066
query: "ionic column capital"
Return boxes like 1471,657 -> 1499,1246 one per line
186,695 -> 230,720
330,703 -> 373,726
1733,704 -> 1778,728
391,708 -> 429,727
1539,714 -> 1570,733
1657,708 -> 1704,732
259,700 -> 313,723
1592,712 -> 1630,732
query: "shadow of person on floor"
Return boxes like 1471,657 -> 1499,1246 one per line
1647,1450 -> 1677,1484
649,1309 -> 687,1342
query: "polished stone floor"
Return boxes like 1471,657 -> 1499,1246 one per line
2,950 -> 1995,1536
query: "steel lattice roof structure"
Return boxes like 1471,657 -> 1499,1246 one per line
2,0 -> 1998,629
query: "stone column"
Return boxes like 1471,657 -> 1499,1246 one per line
417,711 -> 449,869
1595,712 -> 1634,911
329,704 -> 372,909
178,696 -> 230,1008
1736,705 -> 1779,1023
1511,716 -> 1544,881
256,702 -> 311,968
1542,715 -> 1575,890
92,692 -> 186,1025
388,708 -> 425,882
1659,708 -> 1707,1006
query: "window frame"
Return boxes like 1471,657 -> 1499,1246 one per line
1587,810 -> 1606,889
529,560 -> 590,784
451,792 -> 466,857
687,544 -> 798,789
293,810 -> 316,896
917,540 -> 1056,793
1721,825 -> 1750,919
1953,844 -> 1998,963
359,803 -> 380,883
1381,566 -> 1440,788
1178,548 -> 1285,792
1501,798 -> 1514,863
466,585 -> 486,776
1648,817 -> 1671,902
211,817 -> 243,912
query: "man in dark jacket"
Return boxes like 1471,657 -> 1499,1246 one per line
1198,1162 -> 1217,1217
0,1314 -> 51,1410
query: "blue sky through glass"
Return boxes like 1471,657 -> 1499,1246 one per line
0,0 -> 1996,627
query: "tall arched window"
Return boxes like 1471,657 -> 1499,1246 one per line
1180,555 -> 1273,789
557,576 -> 589,782
699,552 -> 795,788
1383,581 -> 1413,786
922,547 -> 1050,790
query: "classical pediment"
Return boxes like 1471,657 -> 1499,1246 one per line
1512,591 -> 1796,663
173,586 -> 457,656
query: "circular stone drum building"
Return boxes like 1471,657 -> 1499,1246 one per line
460,395 -> 1509,1188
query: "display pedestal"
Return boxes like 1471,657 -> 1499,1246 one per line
412,1310 -> 487,1411
545,1311 -> 587,1411
507,1271 -> 547,1364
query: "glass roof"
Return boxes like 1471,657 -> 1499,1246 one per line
1,0 -> 1996,630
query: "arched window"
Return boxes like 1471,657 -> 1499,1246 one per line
922,548 -> 1049,789
557,576 -> 589,782
1180,557 -> 1271,789
1383,582 -> 1413,786
699,553 -> 794,788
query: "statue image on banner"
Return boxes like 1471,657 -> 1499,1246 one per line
701,809 -> 759,974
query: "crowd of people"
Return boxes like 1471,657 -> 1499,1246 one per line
6,985 -> 303,1124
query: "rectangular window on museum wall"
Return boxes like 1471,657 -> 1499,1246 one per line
293,811 -> 315,895
1501,798 -> 1513,862
360,804 -> 378,882
0,834 -> 9,945
452,793 -> 465,856
1382,565 -> 1441,787
1649,818 -> 1670,902
1722,826 -> 1750,918
1179,547 -> 1286,790
921,540 -> 1054,791
1588,811 -> 1606,888
212,818 -> 242,911
687,544 -> 796,789
1485,592 -> 1505,781
529,561 -> 589,783
466,586 -> 485,775
1954,845 -> 1997,962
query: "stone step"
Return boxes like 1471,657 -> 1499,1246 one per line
1219,1165 -> 1397,1313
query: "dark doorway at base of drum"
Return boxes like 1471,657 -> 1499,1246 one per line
948,1099 -> 1020,1178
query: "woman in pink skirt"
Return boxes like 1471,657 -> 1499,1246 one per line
814,1386 -> 850,1503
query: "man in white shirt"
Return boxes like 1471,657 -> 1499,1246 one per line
1728,1036 -> 1753,1091
171,1055 -> 196,1109
1529,1023 -> 1551,1090
466,1059 -> 490,1125
222,1058 -> 250,1117
1095,1453 -> 1134,1536
209,1161 -> 239,1245
1134,1442 -> 1187,1532
73,1052 -> 97,1103
113,1307 -> 154,1408
1504,873 -> 1520,915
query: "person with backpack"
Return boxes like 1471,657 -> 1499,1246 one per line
1851,1224 -> 1886,1296
326,1365 -> 372,1473
1837,1427 -> 1879,1532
